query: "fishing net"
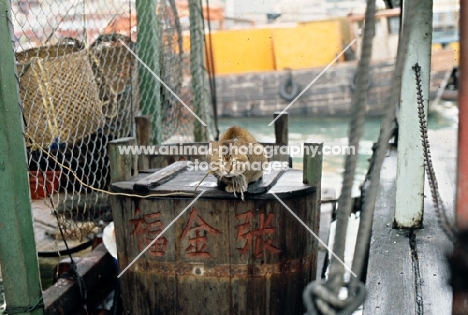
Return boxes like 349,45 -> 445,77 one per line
9,0 -> 198,259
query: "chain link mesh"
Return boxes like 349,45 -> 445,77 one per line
9,0 -> 200,255
158,0 -> 195,143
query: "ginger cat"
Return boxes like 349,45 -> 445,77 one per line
207,126 -> 267,199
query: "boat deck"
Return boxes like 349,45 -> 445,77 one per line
363,128 -> 456,314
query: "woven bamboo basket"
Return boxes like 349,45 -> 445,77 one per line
16,41 -> 104,147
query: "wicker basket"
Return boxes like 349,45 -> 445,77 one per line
16,41 -> 104,147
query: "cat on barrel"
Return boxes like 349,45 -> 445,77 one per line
206,126 -> 268,200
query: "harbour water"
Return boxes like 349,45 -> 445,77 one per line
219,105 -> 458,196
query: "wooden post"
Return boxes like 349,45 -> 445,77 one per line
456,0 -> 468,231
0,3 -> 43,314
273,112 -> 289,145
108,137 -> 139,183
303,142 -> 323,206
136,0 -> 161,144
273,112 -> 290,165
394,0 -> 433,228
135,116 -> 152,171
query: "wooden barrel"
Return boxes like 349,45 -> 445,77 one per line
110,164 -> 319,315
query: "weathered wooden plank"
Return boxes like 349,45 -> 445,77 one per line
108,137 -> 138,183
363,138 -> 455,315
109,196 -> 146,314
122,265 -> 150,314
176,276 -> 206,314
303,143 -> 323,188
112,168 -> 316,200
415,149 -> 453,315
416,199 -> 453,315
272,112 -> 290,163
133,161 -> 189,191
273,112 -> 289,146
43,245 -> 116,315
203,278 -> 231,315
147,274 -> 176,315
135,115 -> 152,171
142,198 -> 176,315
247,168 -> 285,194
363,148 -> 417,315
276,194 -> 318,315
303,141 -> 324,271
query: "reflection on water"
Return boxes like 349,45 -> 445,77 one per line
219,110 -> 457,195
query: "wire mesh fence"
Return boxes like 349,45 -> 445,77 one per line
8,0 -> 209,261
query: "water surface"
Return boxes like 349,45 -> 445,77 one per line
219,110 -> 457,195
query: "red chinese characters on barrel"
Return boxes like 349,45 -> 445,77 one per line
236,211 -> 281,258
130,212 -> 167,256
128,208 -> 281,259
180,207 -> 221,258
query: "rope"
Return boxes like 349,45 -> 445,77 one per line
37,238 -> 93,257
303,1 -> 377,313
303,280 -> 366,315
349,0 -> 416,294
326,0 -> 376,292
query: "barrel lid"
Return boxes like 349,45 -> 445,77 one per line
110,161 -> 315,200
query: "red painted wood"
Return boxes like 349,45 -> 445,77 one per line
456,0 -> 468,230
453,2 -> 468,315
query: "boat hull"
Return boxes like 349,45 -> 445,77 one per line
214,60 -> 451,117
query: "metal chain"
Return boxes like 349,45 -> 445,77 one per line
413,63 -> 456,241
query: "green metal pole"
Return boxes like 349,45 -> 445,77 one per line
0,2 -> 43,315
189,0 -> 209,142
137,0 -> 161,144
